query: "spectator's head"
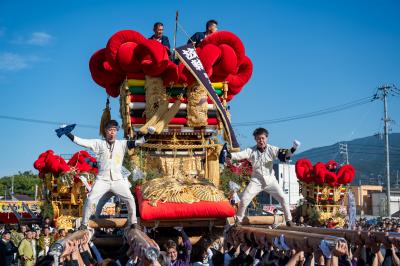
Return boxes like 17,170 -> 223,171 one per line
44,217 -> 51,225
206,20 -> 218,33
165,240 -> 178,261
25,229 -> 33,240
59,229 -> 67,238
253,127 -> 269,149
299,216 -> 304,224
273,208 -> 278,215
153,22 -> 164,38
43,226 -> 51,236
104,120 -> 119,143
19,224 -> 27,233
2,230 -> 11,241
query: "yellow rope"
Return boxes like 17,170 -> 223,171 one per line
141,143 -> 220,150
128,79 -> 224,89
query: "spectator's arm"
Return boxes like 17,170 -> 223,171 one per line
287,251 -> 304,266
391,245 -> 400,265
303,253 -> 314,266
18,240 -> 26,259
89,242 -> 103,264
71,249 -> 84,266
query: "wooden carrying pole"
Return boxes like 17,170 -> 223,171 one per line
88,217 -> 227,228
277,225 -> 400,246
227,226 -> 347,252
226,215 -> 284,225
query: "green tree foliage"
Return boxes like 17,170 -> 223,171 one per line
0,171 -> 41,198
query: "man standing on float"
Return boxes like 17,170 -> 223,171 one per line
59,120 -> 154,229
224,127 -> 300,226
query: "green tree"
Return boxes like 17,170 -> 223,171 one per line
0,171 -> 41,198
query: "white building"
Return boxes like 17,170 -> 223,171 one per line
371,191 -> 400,217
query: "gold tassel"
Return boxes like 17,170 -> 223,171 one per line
154,99 -> 182,133
99,96 -> 111,137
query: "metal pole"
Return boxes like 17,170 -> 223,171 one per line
288,163 -> 291,207
172,11 -> 179,60
382,85 -> 391,217
11,176 -> 14,196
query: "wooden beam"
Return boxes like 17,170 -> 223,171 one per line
227,226 -> 347,252
277,225 -> 400,245
88,217 -> 228,229
89,218 -> 128,228
93,236 -> 123,247
226,215 -> 284,225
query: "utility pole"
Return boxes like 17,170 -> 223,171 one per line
339,143 -> 349,165
11,175 -> 14,196
375,84 -> 399,217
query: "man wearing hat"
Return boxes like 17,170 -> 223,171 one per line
60,120 -> 155,229
222,127 -> 301,226
0,230 -> 17,266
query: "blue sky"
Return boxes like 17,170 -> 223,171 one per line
0,0 -> 399,177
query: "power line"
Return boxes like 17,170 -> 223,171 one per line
0,115 -> 97,129
232,95 -> 376,127
349,151 -> 400,155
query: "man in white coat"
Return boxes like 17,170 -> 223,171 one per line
224,127 -> 300,226
60,120 -> 154,229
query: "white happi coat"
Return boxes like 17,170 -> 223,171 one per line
231,144 -> 292,222
231,144 -> 280,183
72,136 -> 137,225
73,137 -> 128,181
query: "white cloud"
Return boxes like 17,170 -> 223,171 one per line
0,53 -> 40,71
27,32 -> 53,46
11,31 -> 53,46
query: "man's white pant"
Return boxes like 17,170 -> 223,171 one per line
95,191 -> 115,217
236,176 -> 292,222
82,179 -> 137,225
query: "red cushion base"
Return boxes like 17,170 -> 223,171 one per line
135,186 -> 235,220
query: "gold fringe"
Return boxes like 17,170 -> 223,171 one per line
99,97 -> 111,138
